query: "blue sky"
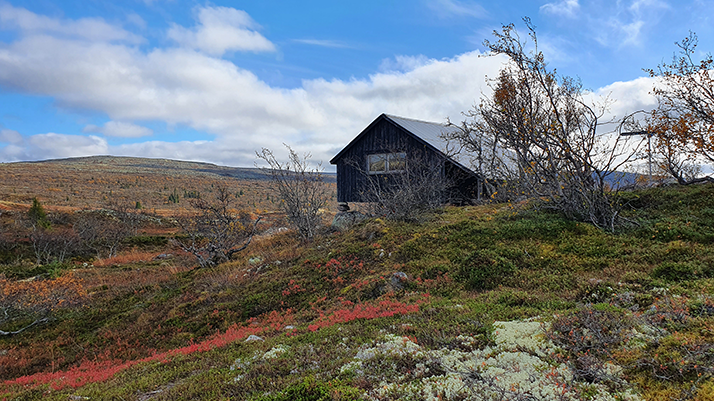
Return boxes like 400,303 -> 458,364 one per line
0,0 -> 713,169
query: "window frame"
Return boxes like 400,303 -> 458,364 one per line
367,152 -> 407,174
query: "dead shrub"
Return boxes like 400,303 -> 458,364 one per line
547,304 -> 634,385
256,145 -> 329,241
174,185 -> 261,268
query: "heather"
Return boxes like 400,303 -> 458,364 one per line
1,183 -> 714,400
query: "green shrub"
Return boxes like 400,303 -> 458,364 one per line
457,249 -> 516,291
496,290 -> 533,307
496,211 -> 577,241
651,261 -> 698,281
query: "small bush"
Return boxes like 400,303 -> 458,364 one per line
28,197 -> 50,229
651,261 -> 698,281
547,304 -> 633,384
457,249 -> 516,291
257,146 -> 329,241
496,290 -> 534,307
634,333 -> 714,386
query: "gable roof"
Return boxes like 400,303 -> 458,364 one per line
330,113 -> 475,175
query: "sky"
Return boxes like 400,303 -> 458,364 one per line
0,0 -> 713,170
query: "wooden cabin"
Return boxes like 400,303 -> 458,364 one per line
329,114 -> 483,206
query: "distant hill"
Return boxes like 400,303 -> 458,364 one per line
0,155 -> 336,212
28,155 -> 335,182
603,170 -> 641,189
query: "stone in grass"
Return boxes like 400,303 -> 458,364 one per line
331,211 -> 368,231
390,272 -> 409,290
244,335 -> 264,342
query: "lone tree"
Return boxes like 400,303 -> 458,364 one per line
447,19 -> 641,231
257,145 -> 329,240
647,32 -> 714,184
175,185 -> 261,268
28,197 -> 50,229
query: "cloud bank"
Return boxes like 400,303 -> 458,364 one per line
0,4 -> 660,169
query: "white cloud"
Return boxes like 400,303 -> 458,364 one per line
27,133 -> 108,158
539,0 -> 671,49
0,129 -> 23,144
83,121 -> 153,138
540,0 -> 580,18
425,0 -> 488,19
591,0 -> 669,48
0,4 -> 667,169
0,25 -> 507,166
126,13 -> 147,30
593,76 -> 659,118
167,6 -> 275,55
379,55 -> 432,72
0,3 -> 141,43
629,0 -> 669,14
292,39 -> 351,48
0,132 -> 108,162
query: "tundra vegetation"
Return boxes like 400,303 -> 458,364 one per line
2,23 -> 714,401
2,163 -> 714,400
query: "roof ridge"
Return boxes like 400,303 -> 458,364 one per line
384,114 -> 448,127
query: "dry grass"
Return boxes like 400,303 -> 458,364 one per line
0,156 -> 336,213
92,251 -> 163,267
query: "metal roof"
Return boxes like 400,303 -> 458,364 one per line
383,114 -> 471,168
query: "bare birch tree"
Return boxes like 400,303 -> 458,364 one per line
646,32 -> 714,184
257,145 -> 329,240
174,185 -> 261,268
449,19 -> 642,231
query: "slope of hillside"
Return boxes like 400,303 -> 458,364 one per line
1,180 -> 714,400
0,156 -> 335,213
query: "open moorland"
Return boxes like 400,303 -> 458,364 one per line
0,156 -> 335,215
1,157 -> 714,400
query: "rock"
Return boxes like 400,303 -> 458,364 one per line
390,272 -> 409,290
331,211 -> 368,231
244,335 -> 264,342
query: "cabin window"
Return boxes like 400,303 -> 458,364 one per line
367,152 -> 406,174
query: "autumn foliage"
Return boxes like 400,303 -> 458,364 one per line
448,19 -> 641,231
0,273 -> 86,336
647,32 -> 714,184
2,297 -> 422,391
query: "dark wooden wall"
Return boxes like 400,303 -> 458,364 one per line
334,118 -> 446,203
